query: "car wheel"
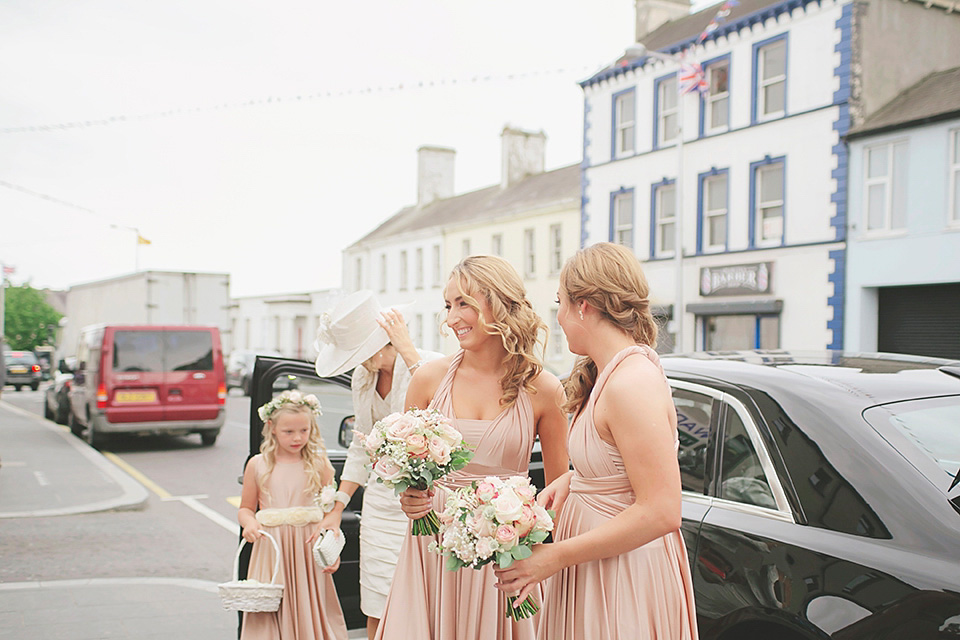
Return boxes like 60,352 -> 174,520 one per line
200,431 -> 219,446
84,413 -> 103,448
242,376 -> 251,397
14,385 -> 22,391
56,405 -> 69,425
44,401 -> 55,420
68,410 -> 83,437
30,382 -> 39,391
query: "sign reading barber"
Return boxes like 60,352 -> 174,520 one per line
700,262 -> 772,297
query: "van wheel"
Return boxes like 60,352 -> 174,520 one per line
68,411 -> 83,437
201,431 -> 219,446
30,382 -> 39,391
14,385 -> 22,391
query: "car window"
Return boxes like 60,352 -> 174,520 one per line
165,331 -> 214,371
719,408 -> 777,509
113,331 -> 164,372
673,387 -> 715,495
5,351 -> 38,364
291,377 -> 354,452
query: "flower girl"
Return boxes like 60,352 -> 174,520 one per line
238,390 -> 349,640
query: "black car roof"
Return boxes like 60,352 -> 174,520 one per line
662,350 -> 960,408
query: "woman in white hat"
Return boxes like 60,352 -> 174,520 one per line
314,289 -> 441,640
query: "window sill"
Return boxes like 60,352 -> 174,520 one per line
703,126 -> 729,137
858,229 -> 908,241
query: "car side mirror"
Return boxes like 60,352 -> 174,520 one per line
338,415 -> 356,448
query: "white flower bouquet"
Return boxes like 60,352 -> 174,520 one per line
429,475 -> 554,620
314,483 -> 338,513
360,408 -> 473,535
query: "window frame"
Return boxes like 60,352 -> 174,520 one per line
650,179 -> 677,259
491,233 -> 503,256
612,87 -> 636,159
748,156 -> 786,248
523,228 -> 536,278
379,253 -> 387,293
697,169 -> 729,253
549,223 -> 563,275
654,73 -> 679,149
609,188 -> 635,249
415,247 -> 424,290
399,249 -> 408,291
431,244 -> 441,288
700,55 -> 731,136
863,139 -> 908,234
752,34 -> 788,124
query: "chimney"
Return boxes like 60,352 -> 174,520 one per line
417,146 -> 456,207
500,126 -> 546,189
634,0 -> 691,41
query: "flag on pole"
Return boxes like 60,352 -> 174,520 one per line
679,62 -> 708,95
137,234 -> 151,245
2,265 -> 14,276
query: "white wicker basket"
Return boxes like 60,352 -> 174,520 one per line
218,531 -> 284,612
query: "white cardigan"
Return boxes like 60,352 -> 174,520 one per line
340,349 -> 443,487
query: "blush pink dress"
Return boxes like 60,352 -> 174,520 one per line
240,455 -> 349,640
538,346 -> 698,640
374,350 -> 540,640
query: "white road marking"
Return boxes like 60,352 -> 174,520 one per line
33,471 -> 50,486
166,494 -> 240,535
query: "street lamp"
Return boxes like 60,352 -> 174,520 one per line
625,43 -> 688,353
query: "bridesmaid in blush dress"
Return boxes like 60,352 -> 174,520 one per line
373,255 -> 570,640
494,242 -> 698,640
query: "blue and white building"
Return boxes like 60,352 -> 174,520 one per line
580,0 -> 960,353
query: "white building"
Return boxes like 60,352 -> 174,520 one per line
844,66 -> 960,359
230,288 -> 341,361
580,0 -> 960,353
343,127 -> 580,374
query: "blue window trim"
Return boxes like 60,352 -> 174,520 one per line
610,87 -> 636,162
696,167 -> 730,254
698,54 -> 732,138
580,97 -> 592,248
649,177 -> 677,259
748,155 -> 787,248
751,33 -> 789,125
652,72 -> 678,151
609,187 -> 635,248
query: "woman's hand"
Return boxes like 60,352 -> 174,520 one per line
538,470 -> 573,514
399,487 -> 434,520
305,521 -> 327,547
321,556 -> 341,574
241,522 -> 262,544
314,510 -> 343,542
493,544 -> 563,604
377,310 -> 418,363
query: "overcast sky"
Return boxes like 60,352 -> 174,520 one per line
1,1 -> 645,297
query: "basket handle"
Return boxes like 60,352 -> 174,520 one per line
233,530 -> 282,586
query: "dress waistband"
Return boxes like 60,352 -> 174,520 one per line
436,464 -> 525,491
570,473 -> 634,496
256,506 -> 324,527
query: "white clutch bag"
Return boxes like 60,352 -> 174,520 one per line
312,528 -> 345,569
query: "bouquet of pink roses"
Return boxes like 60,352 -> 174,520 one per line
360,408 -> 473,535
429,475 -> 554,620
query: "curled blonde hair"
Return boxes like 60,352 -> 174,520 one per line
258,404 -> 334,498
561,242 -> 659,415
449,255 -> 547,408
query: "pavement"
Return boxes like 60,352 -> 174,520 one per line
0,399 -> 364,639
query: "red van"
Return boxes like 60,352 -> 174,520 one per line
67,324 -> 226,447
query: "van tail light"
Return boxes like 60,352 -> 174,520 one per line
96,385 -> 108,408
217,384 -> 227,404
32,365 -> 41,373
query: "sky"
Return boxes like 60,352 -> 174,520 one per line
0,1 -> 644,297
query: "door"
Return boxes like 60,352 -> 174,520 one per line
104,329 -> 166,424
163,329 -> 219,422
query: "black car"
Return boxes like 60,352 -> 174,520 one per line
247,351 -> 960,638
3,350 -> 43,391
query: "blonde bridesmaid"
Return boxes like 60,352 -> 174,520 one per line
494,242 -> 698,640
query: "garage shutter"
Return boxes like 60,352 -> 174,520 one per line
878,283 -> 960,360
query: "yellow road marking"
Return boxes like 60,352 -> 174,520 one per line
102,452 -> 171,499
226,496 -> 241,508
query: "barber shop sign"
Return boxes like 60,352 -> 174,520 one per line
700,262 -> 772,297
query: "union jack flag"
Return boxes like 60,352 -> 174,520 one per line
679,62 -> 708,95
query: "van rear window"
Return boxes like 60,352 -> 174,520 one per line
112,330 -> 214,372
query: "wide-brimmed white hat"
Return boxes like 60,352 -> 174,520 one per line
314,290 -> 412,377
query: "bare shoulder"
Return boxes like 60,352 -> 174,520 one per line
602,355 -> 670,408
530,369 -> 565,409
415,355 -> 453,383
406,355 -> 452,409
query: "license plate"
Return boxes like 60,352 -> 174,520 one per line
115,390 -> 158,403
10,366 -> 26,374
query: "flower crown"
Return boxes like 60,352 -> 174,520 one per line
258,390 -> 323,422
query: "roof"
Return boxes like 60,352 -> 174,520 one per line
847,66 -> 960,139
582,0 -> 815,88
348,163 -> 580,248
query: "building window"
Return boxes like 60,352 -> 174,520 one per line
524,228 -> 536,278
354,257 -> 363,290
461,238 -> 471,259
703,314 -> 779,350
656,75 -> 679,147
549,224 -> 563,274
549,309 -> 564,360
704,59 -> 730,134
399,250 -> 408,291
750,158 -> 785,247
379,253 -> 387,293
952,129 -> 960,226
610,190 -> 634,248
415,248 -> 424,289
699,171 -> 728,253
754,36 -> 787,122
415,313 -> 423,347
652,181 -> 676,258
864,141 -> 908,233
432,244 -> 441,287
491,233 -> 503,256
613,88 -> 635,158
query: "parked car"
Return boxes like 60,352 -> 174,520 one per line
44,370 -> 74,424
226,349 -> 298,396
3,350 -> 43,391
66,324 -> 226,448
244,351 -> 960,637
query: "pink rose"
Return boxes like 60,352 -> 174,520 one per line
405,433 -> 428,455
516,504 -> 536,537
495,524 -> 519,549
492,490 -> 524,523
428,436 -> 452,465
473,511 -> 497,538
475,537 -> 498,560
379,412 -> 403,428
475,479 -> 497,502
373,457 -> 406,484
438,423 -> 463,447
386,415 -> 418,442
512,483 -> 536,503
